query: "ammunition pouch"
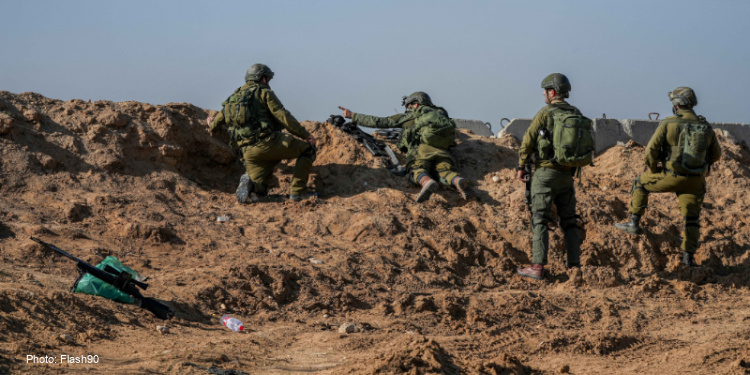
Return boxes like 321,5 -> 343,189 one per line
230,126 -> 275,148
398,126 -> 421,153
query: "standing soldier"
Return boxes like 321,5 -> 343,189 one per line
207,64 -> 318,203
338,92 -> 477,203
614,87 -> 721,266
516,73 -> 594,280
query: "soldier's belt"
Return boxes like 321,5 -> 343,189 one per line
239,132 -> 275,147
534,162 -> 571,171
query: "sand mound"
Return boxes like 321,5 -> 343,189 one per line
1,91 -> 750,374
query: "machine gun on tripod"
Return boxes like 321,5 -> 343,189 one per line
326,115 -> 406,176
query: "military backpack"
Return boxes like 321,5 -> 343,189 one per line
538,107 -> 595,167
413,106 -> 456,149
222,86 -> 257,128
670,119 -> 711,174
221,85 -> 277,147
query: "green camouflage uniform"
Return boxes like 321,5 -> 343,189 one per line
628,108 -> 721,253
518,100 -> 582,267
351,106 -> 461,186
209,81 -> 315,196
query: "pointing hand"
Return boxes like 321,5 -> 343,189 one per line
338,106 -> 353,119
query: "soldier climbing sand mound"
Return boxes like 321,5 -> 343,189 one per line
338,91 -> 478,203
207,64 -> 319,203
515,73 -> 594,280
614,87 -> 721,266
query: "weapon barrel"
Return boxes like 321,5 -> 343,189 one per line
33,237 -> 121,289
138,297 -> 175,320
30,237 -> 81,262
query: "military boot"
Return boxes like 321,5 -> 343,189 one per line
235,174 -> 255,204
416,175 -> 438,203
682,252 -> 698,267
517,264 -> 544,280
614,214 -> 643,235
290,191 -> 319,202
452,177 -> 478,201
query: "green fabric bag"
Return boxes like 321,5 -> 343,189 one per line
414,106 -> 455,149
671,121 -> 711,174
222,86 -> 257,128
549,108 -> 594,167
73,256 -> 137,304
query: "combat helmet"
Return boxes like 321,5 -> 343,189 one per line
668,87 -> 698,107
245,64 -> 275,82
541,73 -> 571,98
402,91 -> 433,107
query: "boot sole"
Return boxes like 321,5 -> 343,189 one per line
458,186 -> 478,201
614,224 -> 643,235
416,181 -> 438,203
236,174 -> 251,203
517,272 -> 544,280
682,254 -> 698,267
290,192 -> 319,202
454,179 -> 479,202
457,185 -> 468,200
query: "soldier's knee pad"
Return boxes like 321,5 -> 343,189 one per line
532,213 -> 549,228
630,176 -> 648,195
300,145 -> 317,161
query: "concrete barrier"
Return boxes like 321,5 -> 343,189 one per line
454,119 -> 494,137
499,118 -> 749,153
496,118 -> 531,142
712,122 -> 750,145
593,118 -> 630,152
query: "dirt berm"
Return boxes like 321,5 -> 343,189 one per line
1,91 -> 750,374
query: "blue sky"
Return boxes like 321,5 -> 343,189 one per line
1,0 -> 749,134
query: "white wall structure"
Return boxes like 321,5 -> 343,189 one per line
454,119 -> 494,137
498,118 -> 749,153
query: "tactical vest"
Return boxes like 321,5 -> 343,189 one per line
221,84 -> 280,147
668,117 -> 712,175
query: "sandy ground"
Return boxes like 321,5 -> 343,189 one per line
1,91 -> 750,374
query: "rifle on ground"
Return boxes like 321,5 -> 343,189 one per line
326,115 -> 406,176
30,237 -> 174,320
